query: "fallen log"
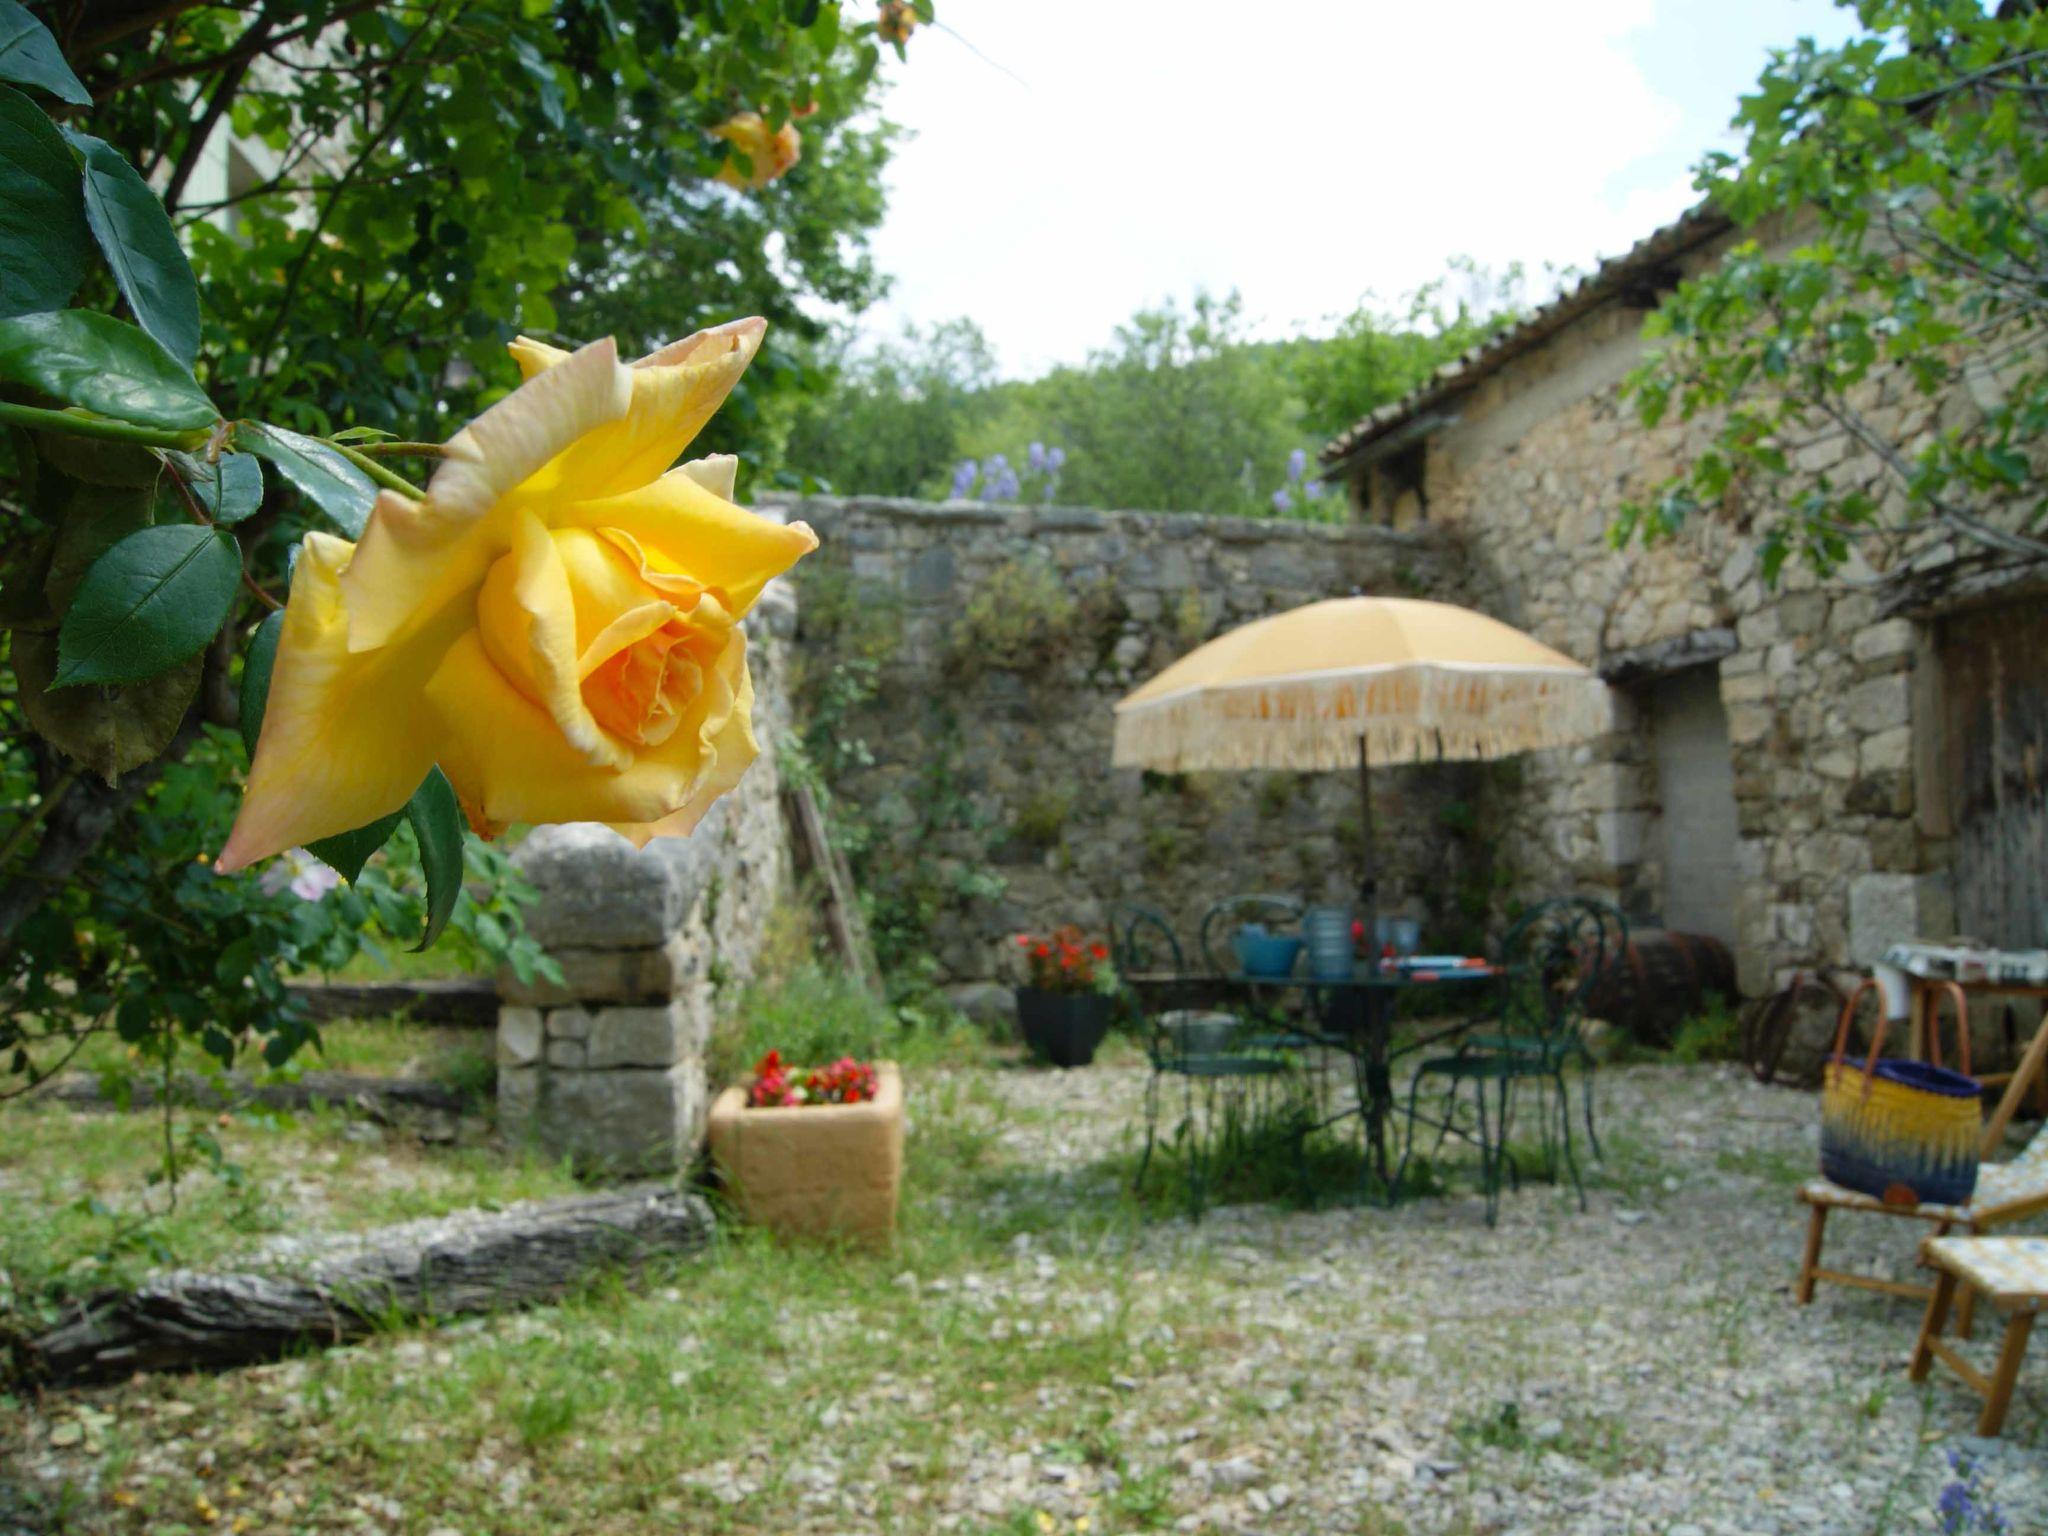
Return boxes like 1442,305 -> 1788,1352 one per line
21,1185 -> 713,1387
286,977 -> 498,1027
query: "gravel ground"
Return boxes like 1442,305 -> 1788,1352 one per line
924,1058 -> 2048,1535
5,1058 -> 2044,1535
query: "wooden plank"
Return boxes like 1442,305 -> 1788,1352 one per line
1938,601 -> 2048,952
781,784 -> 879,996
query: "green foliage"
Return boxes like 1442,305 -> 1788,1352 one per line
1291,258 -> 1532,441
950,557 -> 1076,672
1011,787 -> 1072,852
1616,0 -> 2048,578
783,270 -> 1524,516
1670,992 -> 1741,1065
782,318 -> 997,495
0,0 -> 914,1123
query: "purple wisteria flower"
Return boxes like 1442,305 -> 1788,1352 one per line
1047,447 -> 1066,472
1286,447 -> 1308,482
1027,441 -> 1048,473
951,459 -> 978,499
1271,488 -> 1294,513
1304,478 -> 1326,501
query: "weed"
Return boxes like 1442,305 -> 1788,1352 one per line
1670,993 -> 1741,1064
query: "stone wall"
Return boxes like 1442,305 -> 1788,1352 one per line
763,495 -> 1477,990
495,585 -> 797,1174
1361,235 -> 2035,1001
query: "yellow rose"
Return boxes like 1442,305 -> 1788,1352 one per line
712,111 -> 802,189
217,319 -> 816,873
878,1 -> 917,44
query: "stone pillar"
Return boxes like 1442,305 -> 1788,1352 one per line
496,588 -> 796,1175
497,828 -> 718,1175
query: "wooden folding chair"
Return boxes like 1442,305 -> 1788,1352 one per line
1909,1235 -> 2048,1436
1795,980 -> 2048,1323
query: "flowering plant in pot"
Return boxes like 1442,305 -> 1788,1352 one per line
1010,926 -> 1119,1068
708,1050 -> 903,1245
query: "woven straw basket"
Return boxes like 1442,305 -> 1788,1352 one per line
1819,978 -> 1980,1208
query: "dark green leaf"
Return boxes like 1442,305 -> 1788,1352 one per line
509,37 -> 565,130
0,0 -> 87,104
239,421 -> 376,537
406,767 -> 464,951
0,310 -> 216,429
66,130 -> 203,367
14,629 -> 200,780
0,84 -> 90,315
308,811 -> 406,884
53,523 -> 241,688
163,449 -> 263,525
237,607 -> 282,759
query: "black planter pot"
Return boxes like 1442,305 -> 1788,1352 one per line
1016,988 -> 1113,1068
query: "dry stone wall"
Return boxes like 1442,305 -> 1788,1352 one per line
762,495 -> 1475,993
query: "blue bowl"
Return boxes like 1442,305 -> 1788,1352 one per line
1235,929 -> 1303,979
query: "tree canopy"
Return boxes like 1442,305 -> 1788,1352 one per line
1618,0 -> 2048,581
783,273 -> 1526,518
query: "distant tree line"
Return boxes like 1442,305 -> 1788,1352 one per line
779,263 -> 1530,519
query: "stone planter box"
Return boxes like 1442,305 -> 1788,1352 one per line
706,1063 -> 903,1245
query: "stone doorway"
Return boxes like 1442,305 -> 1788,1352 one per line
1642,666 -> 1741,944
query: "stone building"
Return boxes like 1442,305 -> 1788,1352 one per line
1319,207 -> 2048,999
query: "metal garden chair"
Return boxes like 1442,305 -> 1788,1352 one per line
1116,900 -> 1307,1217
1397,897 -> 1621,1223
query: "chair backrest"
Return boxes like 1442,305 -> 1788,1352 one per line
1499,897 -> 1628,1040
1111,901 -> 1184,977
1198,893 -> 1304,978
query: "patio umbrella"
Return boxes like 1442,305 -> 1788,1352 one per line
1111,595 -> 1612,943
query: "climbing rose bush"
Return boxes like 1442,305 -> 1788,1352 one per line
221,321 -> 817,870
712,111 -> 803,189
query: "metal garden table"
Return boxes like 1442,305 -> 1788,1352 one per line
1223,961 -> 1507,1200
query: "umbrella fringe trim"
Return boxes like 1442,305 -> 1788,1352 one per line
1111,667 -> 1614,771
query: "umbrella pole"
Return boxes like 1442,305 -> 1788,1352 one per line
1358,734 -> 1378,971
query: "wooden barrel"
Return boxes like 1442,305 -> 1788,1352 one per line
1580,929 -> 1738,1048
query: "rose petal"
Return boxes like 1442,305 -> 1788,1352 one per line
218,534 -> 449,871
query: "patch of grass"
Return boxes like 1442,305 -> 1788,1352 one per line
709,960 -> 990,1088
1669,993 -> 1740,1064
0,1051 -> 583,1323
1713,1142 -> 1809,1188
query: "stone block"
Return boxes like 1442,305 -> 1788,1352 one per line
546,1008 -> 592,1040
499,1063 -> 539,1132
499,933 -> 702,1008
1852,618 -> 1917,665
1595,809 -> 1649,868
530,1064 -> 708,1176
583,1002 -> 706,1069
1860,726 -> 1913,775
1845,674 -> 1911,735
498,1007 -> 543,1068
1848,873 -> 1955,967
905,544 -> 955,602
545,1037 -> 586,1069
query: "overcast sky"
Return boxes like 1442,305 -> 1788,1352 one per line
855,0 -> 1860,378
